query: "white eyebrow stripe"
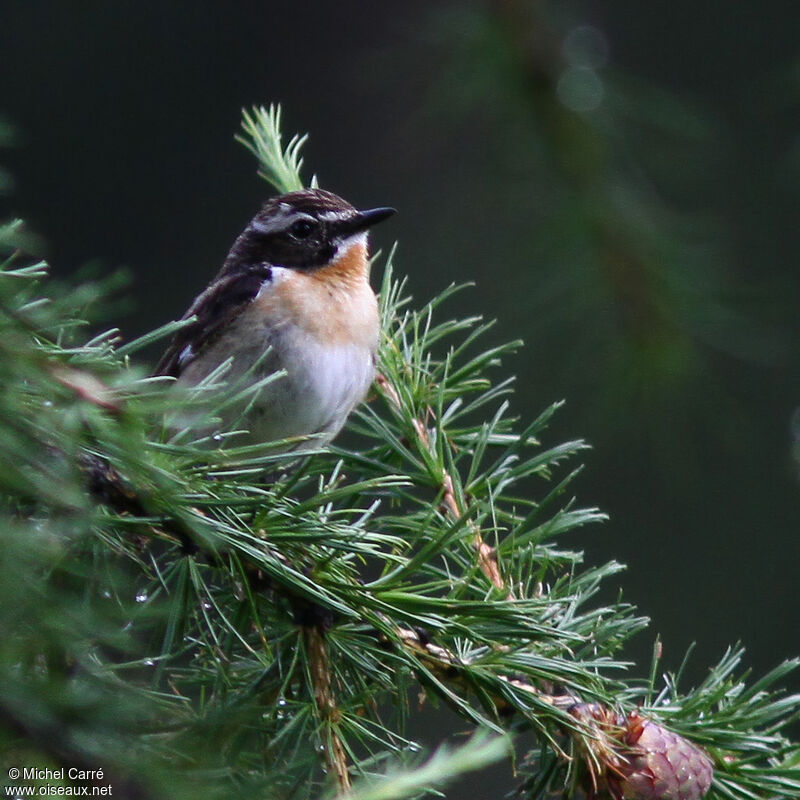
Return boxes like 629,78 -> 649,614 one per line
249,208 -> 315,235
318,210 -> 354,223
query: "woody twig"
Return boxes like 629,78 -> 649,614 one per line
305,625 -> 351,793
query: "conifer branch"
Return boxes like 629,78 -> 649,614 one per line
375,371 -> 511,597
236,104 -> 308,194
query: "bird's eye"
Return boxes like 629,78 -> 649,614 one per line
289,219 -> 315,239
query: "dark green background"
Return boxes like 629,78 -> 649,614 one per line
2,0 -> 799,772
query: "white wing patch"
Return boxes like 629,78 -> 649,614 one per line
178,344 -> 194,366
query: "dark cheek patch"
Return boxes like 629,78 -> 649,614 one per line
317,242 -> 335,266
238,226 -> 338,270
261,236 -> 335,269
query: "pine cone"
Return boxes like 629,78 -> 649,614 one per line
618,713 -> 713,800
567,704 -> 713,800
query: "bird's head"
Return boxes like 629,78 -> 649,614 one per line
225,188 -> 395,273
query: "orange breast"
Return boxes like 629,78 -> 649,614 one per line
254,242 -> 379,348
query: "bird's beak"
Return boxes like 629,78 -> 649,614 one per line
341,207 -> 396,236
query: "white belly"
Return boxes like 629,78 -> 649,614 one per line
246,337 -> 375,447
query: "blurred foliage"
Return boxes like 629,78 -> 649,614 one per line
401,0 -> 798,480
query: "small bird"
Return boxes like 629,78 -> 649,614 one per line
155,188 -> 395,448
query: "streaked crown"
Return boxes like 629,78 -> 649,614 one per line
221,188 -> 394,274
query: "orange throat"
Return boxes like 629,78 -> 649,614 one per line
311,240 -> 369,291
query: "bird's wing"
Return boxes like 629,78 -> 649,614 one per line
153,266 -> 272,378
